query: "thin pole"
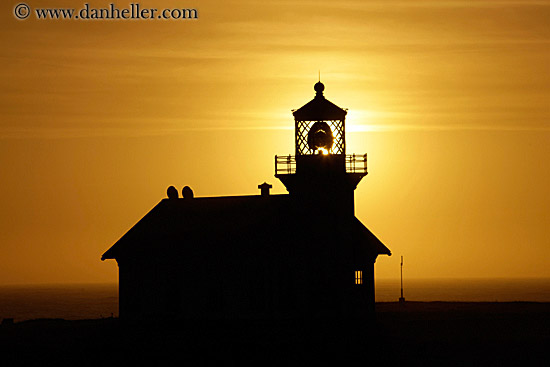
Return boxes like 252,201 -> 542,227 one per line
399,256 -> 405,304
400,256 -> 404,300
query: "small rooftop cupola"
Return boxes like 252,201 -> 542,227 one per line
275,81 -> 368,215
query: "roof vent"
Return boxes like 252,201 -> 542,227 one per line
182,186 -> 194,199
167,186 -> 179,199
258,182 -> 272,196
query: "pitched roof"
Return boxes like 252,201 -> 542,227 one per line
352,217 -> 392,256
101,194 -> 390,260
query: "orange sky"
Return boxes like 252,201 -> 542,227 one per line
1,0 -> 549,284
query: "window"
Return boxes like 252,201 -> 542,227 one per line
355,270 -> 363,285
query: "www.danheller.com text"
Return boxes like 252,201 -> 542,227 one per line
14,2 -> 198,20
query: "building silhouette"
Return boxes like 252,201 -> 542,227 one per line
102,82 -> 391,320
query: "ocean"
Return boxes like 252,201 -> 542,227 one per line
375,277 -> 550,303
1,278 -> 549,322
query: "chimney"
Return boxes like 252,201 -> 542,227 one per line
258,182 -> 272,197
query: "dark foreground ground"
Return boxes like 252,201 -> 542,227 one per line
1,302 -> 548,366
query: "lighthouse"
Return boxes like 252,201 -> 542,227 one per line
102,81 -> 390,320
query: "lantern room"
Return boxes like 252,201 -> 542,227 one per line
275,82 -> 368,204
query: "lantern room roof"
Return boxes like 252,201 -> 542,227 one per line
292,82 -> 347,122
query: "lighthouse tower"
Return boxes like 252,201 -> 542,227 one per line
275,81 -> 368,216
273,82 -> 382,318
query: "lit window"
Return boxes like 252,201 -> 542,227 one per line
355,270 -> 363,285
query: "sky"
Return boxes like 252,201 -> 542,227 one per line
0,0 -> 549,284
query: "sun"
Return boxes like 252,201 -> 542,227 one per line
318,148 -> 329,155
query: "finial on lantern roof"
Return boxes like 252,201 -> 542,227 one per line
314,81 -> 325,96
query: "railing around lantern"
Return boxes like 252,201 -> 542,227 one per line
346,153 -> 368,174
275,154 -> 367,175
275,155 -> 297,175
